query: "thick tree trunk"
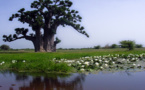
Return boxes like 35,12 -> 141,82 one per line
32,30 -> 45,52
43,33 -> 55,52
31,27 -> 57,52
33,41 -> 44,52
32,33 -> 56,52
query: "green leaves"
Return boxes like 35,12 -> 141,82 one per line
120,40 -> 135,50
13,34 -> 17,39
59,1 -> 65,5
3,34 -> 12,42
80,27 -> 84,30
0,44 -> 10,50
31,1 -> 40,8
15,28 -> 26,35
66,1 -> 73,7
29,0 -> 88,37
3,28 -> 30,42
54,37 -> 61,45
18,8 -> 25,13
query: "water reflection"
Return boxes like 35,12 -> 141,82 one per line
20,74 -> 85,90
0,71 -> 86,90
0,70 -> 145,90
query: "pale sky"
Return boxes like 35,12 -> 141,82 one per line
1,0 -> 145,49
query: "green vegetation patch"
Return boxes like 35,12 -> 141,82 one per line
0,60 -> 73,73
1,49 -> 145,73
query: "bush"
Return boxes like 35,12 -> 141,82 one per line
103,44 -> 110,49
135,44 -> 143,48
120,40 -> 135,50
94,45 -> 101,49
0,44 -> 10,50
110,44 -> 119,48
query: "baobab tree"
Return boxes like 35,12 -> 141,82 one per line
3,0 -> 89,52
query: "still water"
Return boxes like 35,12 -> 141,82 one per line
0,70 -> 145,90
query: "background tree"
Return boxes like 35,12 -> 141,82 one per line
120,40 -> 135,50
135,44 -> 143,48
110,44 -> 119,49
103,44 -> 110,49
0,44 -> 10,50
3,0 -> 89,52
94,45 -> 101,49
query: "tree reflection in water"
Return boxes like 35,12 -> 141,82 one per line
1,70 -> 142,90
12,73 -> 86,90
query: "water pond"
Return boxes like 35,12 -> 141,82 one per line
0,70 -> 145,90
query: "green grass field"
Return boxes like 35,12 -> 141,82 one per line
1,48 -> 145,60
0,48 -> 145,73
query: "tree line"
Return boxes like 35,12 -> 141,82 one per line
1,40 -> 144,51
94,40 -> 143,50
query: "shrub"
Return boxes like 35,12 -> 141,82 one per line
110,44 -> 119,48
135,44 -> 143,48
0,44 -> 10,50
103,44 -> 110,49
120,40 -> 135,50
94,45 -> 101,49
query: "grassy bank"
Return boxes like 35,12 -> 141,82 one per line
0,48 -> 145,73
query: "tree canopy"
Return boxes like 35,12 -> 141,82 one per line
0,44 -> 10,50
120,40 -> 135,50
3,0 -> 89,52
